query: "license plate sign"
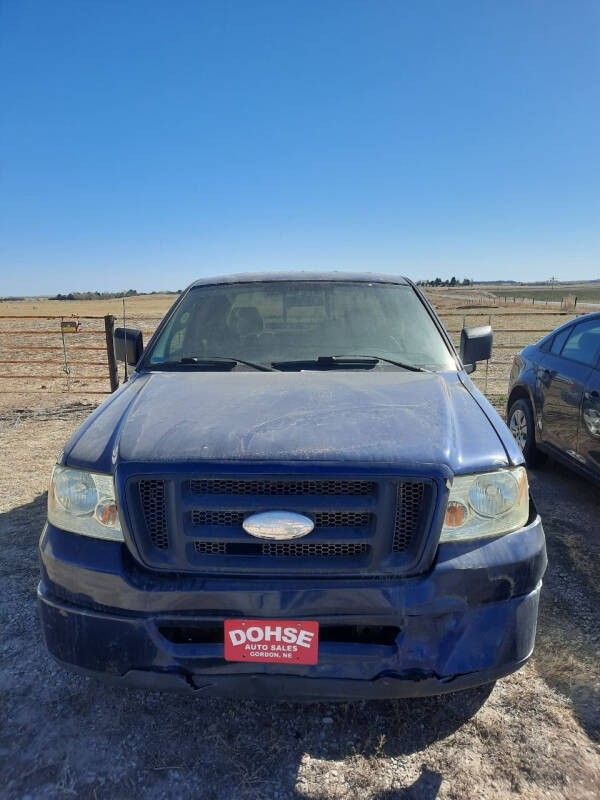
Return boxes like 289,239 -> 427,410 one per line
224,619 -> 319,665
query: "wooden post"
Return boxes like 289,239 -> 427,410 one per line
104,314 -> 119,392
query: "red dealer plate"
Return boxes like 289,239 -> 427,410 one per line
224,619 -> 319,665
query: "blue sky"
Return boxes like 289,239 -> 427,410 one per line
1,0 -> 599,295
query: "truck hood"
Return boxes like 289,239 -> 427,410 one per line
64,371 -> 513,476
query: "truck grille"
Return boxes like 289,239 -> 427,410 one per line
129,473 -> 436,575
190,478 -> 375,496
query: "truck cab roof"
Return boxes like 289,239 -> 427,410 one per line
189,271 -> 410,288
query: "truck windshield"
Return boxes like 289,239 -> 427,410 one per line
146,281 -> 457,372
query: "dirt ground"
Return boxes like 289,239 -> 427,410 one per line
0,403 -> 599,800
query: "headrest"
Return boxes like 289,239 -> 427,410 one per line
234,306 -> 263,336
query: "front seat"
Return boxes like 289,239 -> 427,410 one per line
233,306 -> 264,348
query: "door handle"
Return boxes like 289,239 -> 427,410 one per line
584,390 -> 600,400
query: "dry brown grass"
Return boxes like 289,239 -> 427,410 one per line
0,293 -> 177,317
0,295 -> 175,408
427,292 -> 583,405
0,291 -> 587,412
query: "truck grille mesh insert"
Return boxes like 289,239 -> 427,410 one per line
192,510 -> 244,527
190,479 -> 375,496
314,512 -> 370,528
191,510 -> 371,528
193,541 -> 368,558
138,479 -> 168,550
262,542 -> 368,557
194,541 -> 227,555
393,482 -> 425,552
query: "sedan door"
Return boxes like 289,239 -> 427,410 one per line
578,365 -> 600,477
537,328 -> 591,457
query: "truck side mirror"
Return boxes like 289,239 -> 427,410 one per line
460,325 -> 492,374
114,327 -> 144,367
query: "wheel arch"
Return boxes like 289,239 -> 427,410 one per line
507,384 -> 533,410
507,384 -> 539,443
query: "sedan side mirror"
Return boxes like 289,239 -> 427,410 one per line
460,325 -> 492,374
114,327 -> 144,367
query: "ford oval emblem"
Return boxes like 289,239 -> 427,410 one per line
242,511 -> 315,540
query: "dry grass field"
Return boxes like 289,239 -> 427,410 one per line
0,293 -> 180,317
427,291 -> 586,408
491,285 -> 600,306
0,294 -> 177,409
0,289 -> 587,411
1,288 -> 599,798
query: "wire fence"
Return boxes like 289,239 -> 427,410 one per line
0,314 -> 162,395
427,288 -> 595,311
433,307 -> 586,403
0,307 -> 587,406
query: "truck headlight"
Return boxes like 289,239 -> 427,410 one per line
48,465 -> 124,541
440,467 -> 528,542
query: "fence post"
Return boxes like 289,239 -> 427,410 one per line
485,314 -> 490,396
60,318 -> 71,392
104,314 -> 119,392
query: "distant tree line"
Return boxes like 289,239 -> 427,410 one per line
52,289 -> 140,300
417,277 -> 472,287
52,289 -> 181,300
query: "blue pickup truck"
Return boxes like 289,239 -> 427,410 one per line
39,273 -> 546,699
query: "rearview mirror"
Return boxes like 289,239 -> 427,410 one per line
460,325 -> 492,374
114,327 -> 144,367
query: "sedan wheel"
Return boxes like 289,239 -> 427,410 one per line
507,397 -> 546,466
509,407 -> 528,451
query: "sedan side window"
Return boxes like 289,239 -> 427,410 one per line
550,327 -> 571,355
560,319 -> 600,366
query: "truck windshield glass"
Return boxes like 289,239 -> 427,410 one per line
146,281 -> 456,371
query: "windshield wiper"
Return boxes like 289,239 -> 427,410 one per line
152,357 -> 274,372
332,354 -> 431,372
271,355 -> 430,372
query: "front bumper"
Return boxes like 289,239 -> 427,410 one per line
38,514 -> 546,699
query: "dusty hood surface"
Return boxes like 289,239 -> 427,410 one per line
64,370 -> 512,475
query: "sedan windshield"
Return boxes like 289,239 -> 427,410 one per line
146,281 -> 457,371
